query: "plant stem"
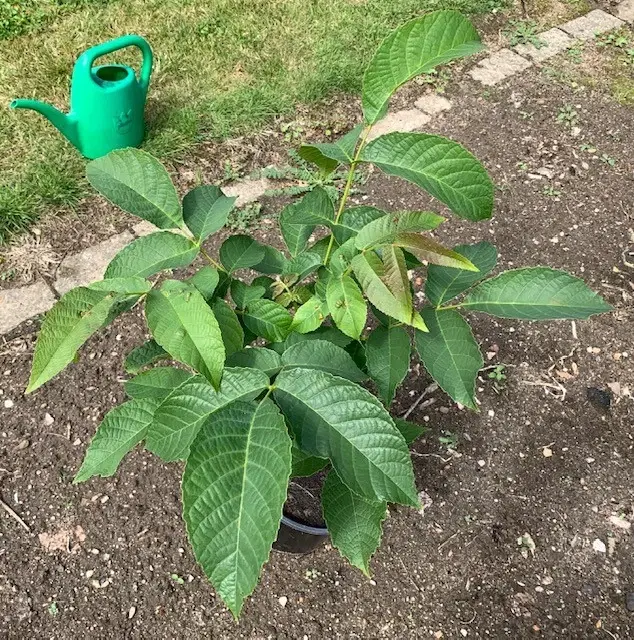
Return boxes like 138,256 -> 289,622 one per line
200,247 -> 226,272
323,125 -> 373,266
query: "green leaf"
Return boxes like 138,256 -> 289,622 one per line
253,246 -> 288,275
282,252 -> 323,281
281,340 -> 366,382
230,280 -> 266,309
219,235 -> 266,272
351,253 -> 426,330
392,233 -> 478,271
147,368 -> 270,461
362,11 -> 482,124
124,367 -> 193,401
355,211 -> 444,250
415,308 -> 482,409
326,275 -> 366,340
426,242 -> 498,307
298,125 -> 363,173
74,398 -> 159,483
394,418 -> 427,444
361,132 -> 494,221
322,469 -> 387,576
124,340 -> 169,374
291,443 -> 328,477
105,232 -> 199,279
273,368 -> 418,506
329,238 -> 360,277
279,194 -> 318,257
281,187 -> 335,227
226,347 -> 282,376
461,268 -> 612,320
282,326 -> 352,351
188,266 -> 220,303
307,236 -> 333,262
290,295 -> 329,333
87,277 -> 152,294
183,185 -> 236,242
183,398 -> 291,618
243,299 -> 292,343
333,206 -> 387,245
27,288 -> 125,393
145,280 -> 225,388
212,299 -> 244,357
86,149 -> 182,229
366,326 -> 411,407
381,245 -> 412,308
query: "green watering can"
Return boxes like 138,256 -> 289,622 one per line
10,35 -> 153,159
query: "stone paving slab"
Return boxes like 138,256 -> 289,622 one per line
615,0 -> 634,22
560,9 -> 623,39
223,178 -> 272,206
367,109 -> 431,140
0,282 -> 55,335
468,49 -> 532,86
54,231 -> 134,294
414,94 -> 452,115
514,28 -> 573,63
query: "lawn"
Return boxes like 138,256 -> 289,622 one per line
0,0 -> 506,241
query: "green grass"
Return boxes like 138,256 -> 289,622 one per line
0,0 -> 506,242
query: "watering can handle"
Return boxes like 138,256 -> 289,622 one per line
80,35 -> 153,94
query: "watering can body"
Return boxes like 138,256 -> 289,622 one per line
11,35 -> 153,159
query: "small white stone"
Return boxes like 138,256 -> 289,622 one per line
542,447 -> 553,458
592,538 -> 606,553
3,399 -> 14,409
128,606 -> 136,619
478,460 -> 486,467
278,596 -> 288,608
609,515 -> 631,530
43,413 -> 55,426
488,409 -> 495,417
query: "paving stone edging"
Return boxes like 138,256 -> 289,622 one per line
1,6 -> 632,336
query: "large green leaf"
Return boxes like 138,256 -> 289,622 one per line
329,238 -> 361,277
333,206 -> 387,245
362,11 -> 482,124
253,246 -> 288,275
392,233 -> 478,271
219,235 -> 266,272
188,266 -> 220,303
355,211 -> 444,249
351,252 -> 426,331
27,288 -> 126,393
290,295 -> 329,333
230,280 -> 266,309
281,340 -> 366,382
415,308 -> 482,409
147,368 -> 270,461
366,326 -> 411,407
243,299 -> 292,343
226,347 -> 282,376
361,132 -> 494,221
124,367 -> 193,401
461,268 -> 612,319
86,148 -> 183,229
279,196 -> 317,257
212,299 -> 244,356
124,339 -> 169,375
381,245 -> 412,308
74,398 -> 159,483
298,125 -> 363,173
282,252 -> 323,281
426,241 -> 497,307
145,280 -> 225,388
394,418 -> 427,444
280,187 -> 335,227
105,232 -> 199,279
273,368 -> 418,506
326,274 -> 367,340
87,277 -> 152,294
183,398 -> 291,617
291,443 -> 328,477
322,469 -> 387,576
183,185 -> 236,242
282,326 -> 352,351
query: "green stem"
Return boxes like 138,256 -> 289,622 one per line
200,247 -> 226,272
323,125 -> 373,266
436,303 -> 462,311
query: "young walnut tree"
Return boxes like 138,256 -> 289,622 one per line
27,11 -> 611,617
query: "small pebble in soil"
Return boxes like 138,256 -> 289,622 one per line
128,606 -> 136,619
278,596 -> 288,608
478,460 -> 486,467
592,539 -> 607,553
542,447 -> 553,458
609,515 -> 631,530
4,399 -> 14,408
43,413 -> 54,426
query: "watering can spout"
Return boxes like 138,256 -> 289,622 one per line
10,99 -> 79,149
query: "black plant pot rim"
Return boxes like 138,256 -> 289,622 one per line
281,513 -> 328,536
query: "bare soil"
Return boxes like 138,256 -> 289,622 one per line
1,48 -> 633,640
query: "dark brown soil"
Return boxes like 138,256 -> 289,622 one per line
285,472 -> 328,528
1,49 -> 634,640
